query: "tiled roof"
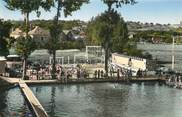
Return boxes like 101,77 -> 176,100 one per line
28,26 -> 50,36
11,28 -> 24,35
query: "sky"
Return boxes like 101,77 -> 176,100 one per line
0,0 -> 182,24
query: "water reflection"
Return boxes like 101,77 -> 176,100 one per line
49,86 -> 56,117
0,87 -> 32,117
0,88 -> 7,115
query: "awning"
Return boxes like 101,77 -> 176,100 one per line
0,56 -> 6,61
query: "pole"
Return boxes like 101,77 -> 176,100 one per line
62,57 -> 64,66
62,57 -> 63,66
172,36 -> 175,70
74,55 -> 76,65
49,57 -> 52,64
86,46 -> 88,60
68,56 -> 70,65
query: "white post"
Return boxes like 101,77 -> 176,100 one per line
86,46 -> 88,60
68,56 -> 70,65
49,57 -> 52,64
172,36 -> 175,70
62,57 -> 64,66
74,55 -> 76,65
58,58 -> 60,64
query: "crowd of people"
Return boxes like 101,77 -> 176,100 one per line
3,60 -> 149,80
26,63 -> 89,81
108,65 -> 147,79
166,75 -> 182,88
26,63 -> 140,80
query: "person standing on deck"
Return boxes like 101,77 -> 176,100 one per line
94,70 -> 97,79
117,69 -> 120,79
101,70 -> 104,78
77,68 -> 80,79
98,70 -> 100,79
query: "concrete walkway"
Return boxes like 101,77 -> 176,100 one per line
0,76 -> 165,85
0,76 -> 20,84
0,77 -> 48,117
19,80 -> 48,117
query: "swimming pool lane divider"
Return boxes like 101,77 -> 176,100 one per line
18,80 -> 48,117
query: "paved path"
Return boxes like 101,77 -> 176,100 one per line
19,80 -> 48,117
0,77 -> 20,84
0,76 -> 165,85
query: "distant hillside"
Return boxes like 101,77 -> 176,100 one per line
10,19 -> 176,32
126,21 -> 173,31
10,20 -> 87,31
9,20 -> 182,44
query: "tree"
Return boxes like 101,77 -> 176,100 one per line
15,36 -> 36,71
100,0 -> 136,77
48,0 -> 89,79
86,11 -> 128,51
4,0 -> 53,79
86,10 -> 129,76
0,20 -> 12,57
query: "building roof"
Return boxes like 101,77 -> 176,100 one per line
28,26 -> 50,36
62,30 -> 71,35
11,28 -> 24,35
7,55 -> 20,58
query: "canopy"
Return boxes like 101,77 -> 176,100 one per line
0,56 -> 6,61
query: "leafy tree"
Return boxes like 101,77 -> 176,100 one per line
15,36 -> 36,67
86,11 -> 128,51
48,0 -> 89,79
4,0 -> 53,79
123,43 -> 142,56
87,0 -> 136,77
0,20 -> 12,56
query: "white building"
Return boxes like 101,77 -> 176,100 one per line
111,53 -> 147,71
171,21 -> 182,28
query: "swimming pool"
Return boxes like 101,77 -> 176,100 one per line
1,82 -> 182,117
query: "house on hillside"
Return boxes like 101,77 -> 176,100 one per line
72,26 -> 82,33
10,26 -> 51,47
62,30 -> 74,40
128,32 -> 136,39
62,30 -> 84,41
10,26 -> 85,48
10,28 -> 25,39
28,26 -> 50,46
151,37 -> 162,44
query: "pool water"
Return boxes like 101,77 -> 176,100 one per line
1,82 -> 182,117
0,87 -> 32,117
29,82 -> 182,117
